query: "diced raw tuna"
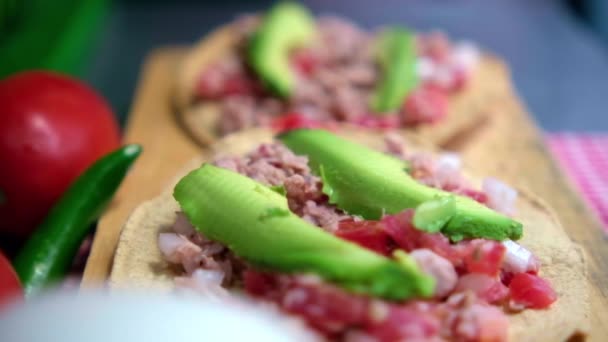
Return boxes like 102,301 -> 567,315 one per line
454,274 -> 509,304
509,273 -> 557,309
363,305 -> 440,341
401,84 -> 449,125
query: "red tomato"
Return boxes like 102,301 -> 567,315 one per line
382,210 -> 461,264
0,252 -> 22,309
0,71 -> 120,237
243,270 -> 280,299
270,113 -> 330,133
336,220 -> 394,256
509,273 -> 557,309
462,241 -> 506,276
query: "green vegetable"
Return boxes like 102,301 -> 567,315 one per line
174,164 -> 434,301
14,144 -> 142,297
248,1 -> 316,97
371,27 -> 419,113
413,196 -> 456,233
269,184 -> 287,196
279,129 -> 522,241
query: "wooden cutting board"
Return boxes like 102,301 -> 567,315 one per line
81,48 -> 607,340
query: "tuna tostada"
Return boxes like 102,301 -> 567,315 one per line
175,2 -> 510,146
112,129 -> 587,341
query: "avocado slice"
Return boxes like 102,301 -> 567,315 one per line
174,164 -> 434,301
248,2 -> 316,98
279,129 -> 523,241
370,28 -> 419,113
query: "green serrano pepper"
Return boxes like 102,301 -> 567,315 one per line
14,144 -> 142,297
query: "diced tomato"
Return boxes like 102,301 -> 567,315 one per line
454,274 -> 509,304
353,114 -> 401,129
401,85 -> 448,125
270,113 -> 331,133
461,240 -> 506,276
364,305 -> 440,342
382,210 -> 461,264
282,280 -> 369,335
243,270 -> 281,299
291,49 -> 319,77
509,273 -> 557,309
336,220 -> 394,256
459,188 -> 488,204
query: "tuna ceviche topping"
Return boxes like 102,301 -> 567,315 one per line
191,2 -> 480,135
159,130 -> 556,342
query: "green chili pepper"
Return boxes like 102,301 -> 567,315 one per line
14,144 -> 142,297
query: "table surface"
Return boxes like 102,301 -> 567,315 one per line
85,0 -> 608,131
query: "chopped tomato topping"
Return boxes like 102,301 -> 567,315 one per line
243,270 -> 281,300
336,220 -> 394,256
455,274 -> 509,304
382,210 -> 461,264
401,85 -> 448,125
270,113 -> 330,133
509,273 -> 557,309
291,49 -> 319,77
461,240 -> 506,276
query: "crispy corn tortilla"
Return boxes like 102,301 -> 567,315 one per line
111,129 -> 589,341
174,23 -> 511,147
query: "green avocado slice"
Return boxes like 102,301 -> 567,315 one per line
279,129 -> 523,241
248,1 -> 316,98
174,164 -> 434,301
371,27 -> 419,113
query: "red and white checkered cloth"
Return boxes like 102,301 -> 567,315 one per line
546,133 -> 608,229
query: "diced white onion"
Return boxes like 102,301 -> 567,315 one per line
158,233 -> 185,263
482,177 -> 518,215
502,240 -> 533,274
452,41 -> 480,71
416,57 -> 436,80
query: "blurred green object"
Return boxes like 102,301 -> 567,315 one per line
0,0 -> 110,79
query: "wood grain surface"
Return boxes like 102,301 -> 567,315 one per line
82,48 -> 607,339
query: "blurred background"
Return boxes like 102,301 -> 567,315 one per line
1,0 -> 607,131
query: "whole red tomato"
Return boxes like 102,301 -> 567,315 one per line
0,251 -> 22,309
0,71 -> 120,237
